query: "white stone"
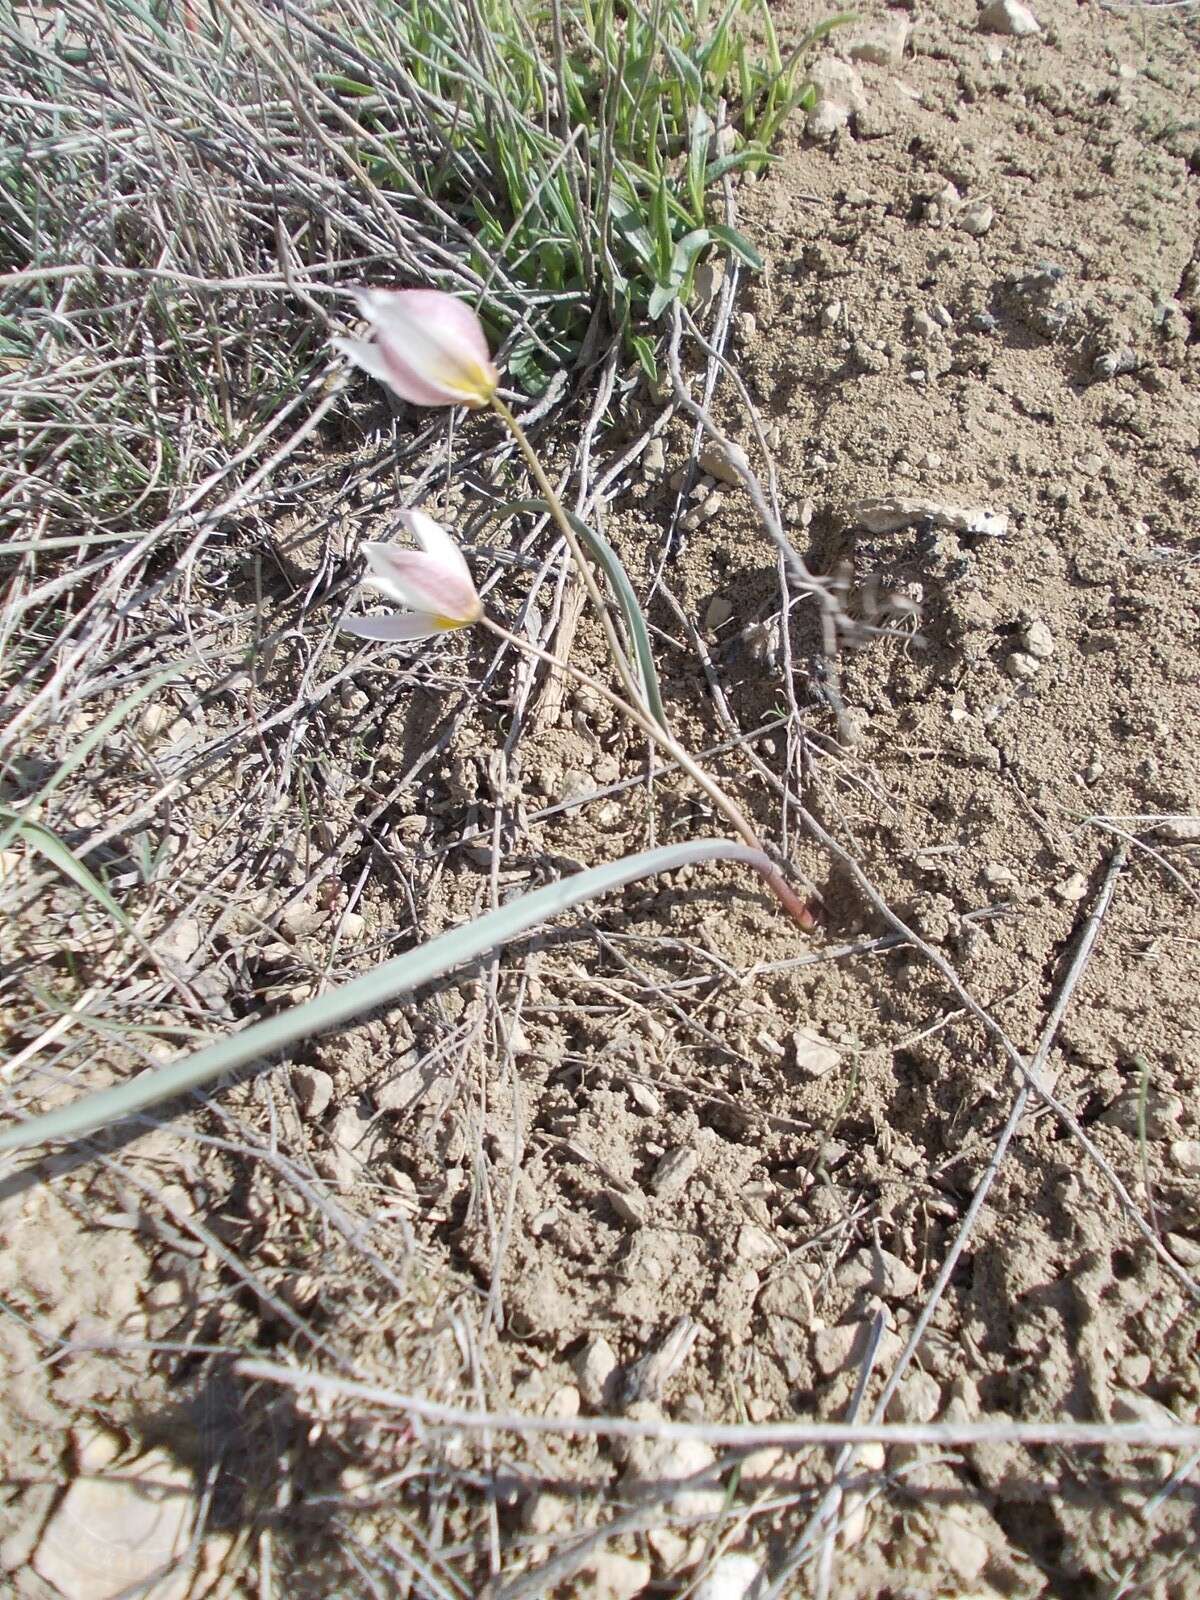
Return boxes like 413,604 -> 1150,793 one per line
586,1551 -> 652,1600
979,0 -> 1041,37
524,1490 -> 569,1534
940,1518 -> 991,1583
794,1028 -> 841,1078
651,1146 -> 699,1198
573,1335 -> 619,1409
887,1370 -> 942,1424
1021,618 -> 1055,659
73,1427 -> 124,1473
806,59 -> 867,138
706,595 -> 734,631
1156,816 -> 1200,843
698,442 -> 749,486
1005,650 -> 1039,681
291,1064 -> 334,1120
643,438 -> 666,481
958,201 -> 995,237
139,703 -> 175,739
544,1384 -> 581,1419
848,496 -> 1008,539
736,1223 -> 778,1265
812,1320 -> 902,1377
1169,1139 -> 1200,1175
845,17 -> 910,66
837,1246 -> 919,1300
329,1103 -> 374,1191
1053,872 -> 1089,903
33,1453 -> 196,1600
694,1552 -> 763,1600
839,1491 -> 868,1547
157,918 -> 202,966
623,1433 -> 725,1518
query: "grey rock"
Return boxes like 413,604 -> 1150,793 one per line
979,0 -> 1041,37
292,1065 -> 334,1121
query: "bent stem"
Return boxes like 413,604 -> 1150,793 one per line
491,394 -> 653,720
482,615 -> 816,931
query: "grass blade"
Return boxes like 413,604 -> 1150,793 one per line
1,815 -> 134,936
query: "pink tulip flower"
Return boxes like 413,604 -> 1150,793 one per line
334,289 -> 499,409
341,510 -> 483,643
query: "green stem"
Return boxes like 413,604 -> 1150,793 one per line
491,394 -> 652,720
482,615 -> 816,932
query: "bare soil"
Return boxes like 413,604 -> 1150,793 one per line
2,2 -> 1199,1597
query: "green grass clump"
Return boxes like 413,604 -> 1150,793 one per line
337,0 -> 845,386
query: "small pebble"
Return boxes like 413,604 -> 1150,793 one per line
139,703 -> 176,739
651,1146 -> 700,1199
642,438 -> 666,481
698,442 -> 749,486
706,595 -> 734,631
573,1335 -> 619,1408
979,0 -> 1041,36
794,1029 -> 841,1078
606,1188 -> 647,1227
1169,1139 -> 1200,1175
821,300 -> 843,329
1005,651 -> 1040,680
1156,817 -> 1200,843
737,1224 -> 778,1265
543,1384 -> 581,1420
911,308 -> 939,340
583,1551 -> 650,1600
958,200 -> 995,237
1021,618 -> 1055,659
839,1493 -> 868,1548
292,1065 -> 334,1121
1053,871 -> 1089,903
627,1081 -> 661,1116
845,15 -> 910,66
941,1520 -> 990,1584
693,1553 -> 763,1600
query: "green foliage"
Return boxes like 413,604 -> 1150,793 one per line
342,0 -> 845,387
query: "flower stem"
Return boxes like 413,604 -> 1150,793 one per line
482,614 -> 816,932
491,394 -> 651,720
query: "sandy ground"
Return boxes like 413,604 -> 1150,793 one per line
2,2 -> 1199,1596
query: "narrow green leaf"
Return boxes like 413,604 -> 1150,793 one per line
488,498 -> 668,733
709,222 -> 764,271
0,842 -> 772,1153
648,281 -> 677,320
664,42 -> 703,99
652,174 -> 673,282
630,333 -> 659,385
4,816 -> 134,936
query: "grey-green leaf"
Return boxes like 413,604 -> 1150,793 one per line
0,841 -> 773,1153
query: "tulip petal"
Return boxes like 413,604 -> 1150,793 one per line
340,611 -> 442,643
354,289 -> 498,407
359,529 -> 481,625
332,335 -> 453,409
399,509 -> 475,588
